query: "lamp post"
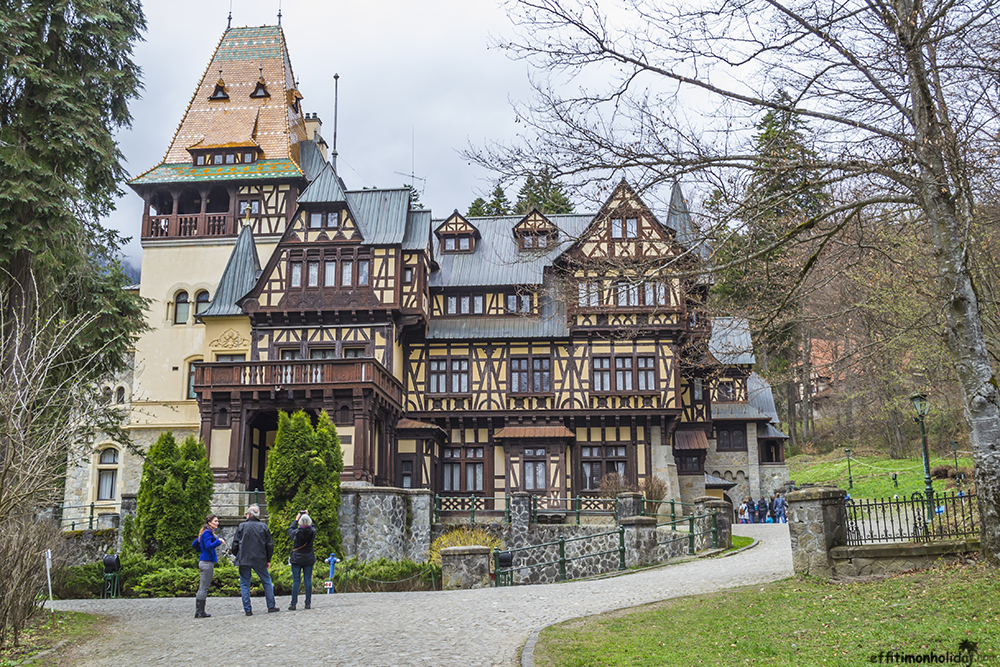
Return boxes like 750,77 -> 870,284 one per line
910,392 -> 934,523
844,448 -> 854,490
951,440 -> 960,489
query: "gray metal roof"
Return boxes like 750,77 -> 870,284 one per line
404,209 -> 432,251
666,182 -> 711,263
705,472 -> 736,488
198,223 -> 261,318
747,372 -> 780,423
758,422 -> 789,440
429,214 -> 592,288
298,161 -> 348,204
711,402 -> 771,421
709,317 -> 755,365
297,140 -> 326,183
428,286 -> 570,340
345,188 -> 412,245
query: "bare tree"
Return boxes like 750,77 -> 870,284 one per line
471,0 -> 1000,562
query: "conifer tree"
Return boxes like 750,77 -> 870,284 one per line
264,410 -> 344,561
483,185 -> 513,216
134,433 -> 213,558
514,168 -> 574,215
467,197 -> 488,217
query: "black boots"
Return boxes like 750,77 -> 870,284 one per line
195,599 -> 211,618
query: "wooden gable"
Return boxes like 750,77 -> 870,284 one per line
513,208 -> 558,250
434,211 -> 480,253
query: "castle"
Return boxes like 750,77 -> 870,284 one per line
62,24 -> 789,526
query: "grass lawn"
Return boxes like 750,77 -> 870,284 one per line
0,611 -> 105,667
532,562 -> 998,667
787,453 -> 975,500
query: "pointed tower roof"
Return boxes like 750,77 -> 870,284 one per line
297,161 -> 349,204
198,223 -> 262,318
131,25 -> 309,185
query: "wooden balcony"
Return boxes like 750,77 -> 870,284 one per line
145,213 -> 233,239
193,359 -> 404,407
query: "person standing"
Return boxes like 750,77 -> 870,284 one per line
193,513 -> 225,618
746,497 -> 756,523
774,492 -> 788,523
231,504 -> 279,616
287,510 -> 317,610
757,495 -> 769,524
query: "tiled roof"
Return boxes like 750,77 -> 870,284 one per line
130,158 -> 302,184
198,223 -> 261,318
493,425 -> 575,439
709,317 -> 755,365
132,25 -> 308,185
675,430 -> 710,450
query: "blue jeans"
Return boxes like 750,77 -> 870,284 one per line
238,564 -> 275,613
777,508 -> 787,523
291,564 -> 313,607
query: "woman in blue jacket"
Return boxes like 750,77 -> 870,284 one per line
194,513 -> 225,618
287,511 -> 316,610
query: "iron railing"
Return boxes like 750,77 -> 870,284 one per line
845,491 -> 979,545
493,526 -> 626,586
653,511 -> 718,555
212,490 -> 268,518
434,495 -> 510,523
55,503 -> 114,530
531,495 -> 619,524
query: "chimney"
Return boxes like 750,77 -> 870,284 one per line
303,113 -> 329,161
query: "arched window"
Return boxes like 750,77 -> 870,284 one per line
97,448 -> 119,501
115,386 -> 126,404
174,291 -> 190,324
195,290 -> 211,315
187,358 -> 202,399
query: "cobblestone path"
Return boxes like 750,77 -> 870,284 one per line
53,524 -> 790,667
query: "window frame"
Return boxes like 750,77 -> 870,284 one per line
716,425 -> 747,451
580,444 -> 627,492
174,291 -> 190,324
522,448 -> 548,493
509,355 -> 552,395
426,355 -> 472,396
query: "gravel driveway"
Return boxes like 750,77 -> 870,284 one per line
53,523 -> 791,667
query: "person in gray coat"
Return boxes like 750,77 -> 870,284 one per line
230,504 -> 279,615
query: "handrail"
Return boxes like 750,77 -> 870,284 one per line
434,495 -> 510,523
493,526 -> 626,586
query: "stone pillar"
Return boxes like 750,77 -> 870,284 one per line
617,492 -> 644,520
407,489 -> 434,562
510,492 -> 532,548
440,546 -> 493,590
619,516 -> 658,567
119,494 -> 137,524
693,497 -> 732,551
786,486 -> 847,579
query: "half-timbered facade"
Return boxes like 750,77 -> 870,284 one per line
65,23 -> 788,515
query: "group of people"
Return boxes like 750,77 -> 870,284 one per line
738,492 -> 787,524
193,504 -> 317,618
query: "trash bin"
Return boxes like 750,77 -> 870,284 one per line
101,554 -> 121,598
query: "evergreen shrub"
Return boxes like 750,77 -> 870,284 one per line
265,410 -> 344,562
428,527 -> 504,565
334,557 -> 441,592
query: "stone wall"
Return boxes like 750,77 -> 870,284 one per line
58,529 -> 119,567
338,487 -> 433,562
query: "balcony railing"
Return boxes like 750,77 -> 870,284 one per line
146,213 -> 233,238
194,358 -> 404,406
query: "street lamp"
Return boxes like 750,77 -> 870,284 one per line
910,392 -> 935,523
844,448 -> 854,490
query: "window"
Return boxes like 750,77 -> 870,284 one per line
244,152 -> 254,163
509,356 -> 552,395
239,200 -> 260,216
459,237 -> 471,251
325,261 -> 337,286
441,447 -> 483,492
358,260 -> 370,286
644,282 -> 668,306
581,445 -> 627,491
310,348 -> 337,360
637,357 -> 656,392
578,281 -> 600,308
187,360 -> 199,399
429,360 -> 447,393
610,216 -> 639,239
451,359 -> 469,393
447,296 -> 457,315
473,295 -> 484,314
115,387 -> 126,404
213,154 -> 223,165
216,354 -> 246,362
97,448 -> 119,501
226,153 -> 235,164
341,260 -> 353,287
718,380 -> 735,402
460,296 -> 470,314
616,281 -> 639,307
676,454 -> 703,475
523,448 -> 547,492
310,212 -> 324,228
174,291 -> 190,324
308,261 -> 319,287
694,378 -> 704,401
195,290 -> 211,315
196,155 -> 206,166
507,293 -> 531,314
343,347 -> 366,358
400,459 -> 414,489
279,348 -> 300,384
445,237 -> 456,251
615,357 -> 633,391
404,268 -> 414,284
290,262 -> 302,288
592,357 -> 612,392
716,426 -> 746,451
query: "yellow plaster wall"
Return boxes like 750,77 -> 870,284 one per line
210,429 -> 232,467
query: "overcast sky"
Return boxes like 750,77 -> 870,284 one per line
110,0 -> 539,266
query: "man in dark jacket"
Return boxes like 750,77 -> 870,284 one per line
231,504 -> 279,615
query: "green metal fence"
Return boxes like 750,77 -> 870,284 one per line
434,495 -> 511,523
530,495 -> 619,524
651,511 -> 719,555
493,526 -> 626,587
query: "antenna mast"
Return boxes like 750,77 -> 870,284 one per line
332,73 -> 339,170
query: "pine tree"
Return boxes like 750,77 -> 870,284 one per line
134,433 -> 214,558
483,185 -> 512,216
514,168 -> 574,215
467,197 -> 488,217
265,410 -> 344,561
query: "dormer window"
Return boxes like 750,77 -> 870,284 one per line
192,150 -> 258,168
519,231 -> 554,250
209,70 -> 229,100
196,155 -> 206,166
251,68 -> 270,98
611,216 -> 639,239
442,234 -> 474,253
